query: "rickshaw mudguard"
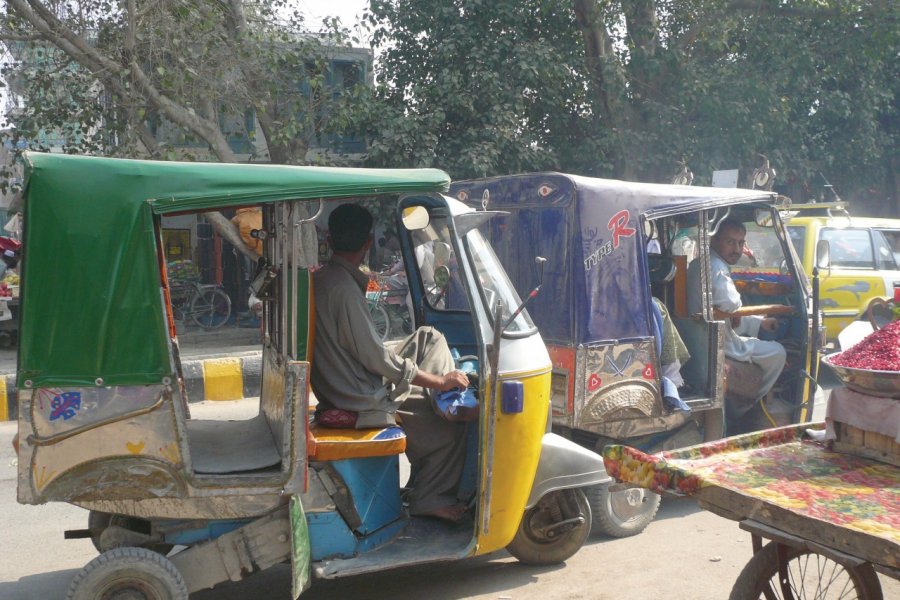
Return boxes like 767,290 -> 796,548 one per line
290,496 -> 312,599
524,433 -> 610,509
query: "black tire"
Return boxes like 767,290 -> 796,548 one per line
728,542 -> 883,600
66,546 -> 188,600
88,511 -> 173,556
587,482 -> 660,538
506,488 -> 591,566
190,288 -> 231,329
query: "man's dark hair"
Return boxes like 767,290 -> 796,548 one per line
329,203 -> 374,252
713,217 -> 746,239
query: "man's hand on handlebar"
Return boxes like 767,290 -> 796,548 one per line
438,370 -> 470,391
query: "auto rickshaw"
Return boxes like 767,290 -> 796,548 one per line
15,153 -> 607,599
451,174 -> 824,537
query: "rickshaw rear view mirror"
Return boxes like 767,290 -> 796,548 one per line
754,208 -> 774,228
815,239 -> 831,270
402,206 -> 430,230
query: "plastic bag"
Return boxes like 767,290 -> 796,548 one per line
433,388 -> 479,422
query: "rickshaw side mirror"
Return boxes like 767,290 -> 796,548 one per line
402,206 -> 430,231
815,239 -> 831,270
754,208 -> 774,228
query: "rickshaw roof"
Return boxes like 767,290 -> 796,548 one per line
451,172 -> 779,346
458,172 -> 777,215
17,152 -> 450,388
23,152 -> 451,212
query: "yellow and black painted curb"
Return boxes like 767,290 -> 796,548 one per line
1,353 -> 262,422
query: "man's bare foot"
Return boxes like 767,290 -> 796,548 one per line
417,503 -> 467,523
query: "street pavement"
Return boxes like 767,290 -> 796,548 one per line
0,401 -> 896,599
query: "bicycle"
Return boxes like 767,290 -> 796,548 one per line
167,260 -> 233,330
366,268 -> 413,342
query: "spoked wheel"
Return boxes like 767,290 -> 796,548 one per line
728,542 -> 883,600
66,547 -> 188,600
88,511 -> 174,556
587,482 -> 660,538
506,488 -> 591,566
368,301 -> 390,341
190,288 -> 231,329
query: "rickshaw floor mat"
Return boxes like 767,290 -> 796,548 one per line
313,515 -> 473,579
186,413 -> 282,474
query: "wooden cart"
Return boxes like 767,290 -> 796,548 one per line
603,423 -> 899,599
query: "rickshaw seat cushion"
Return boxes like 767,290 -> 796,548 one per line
308,424 -> 406,461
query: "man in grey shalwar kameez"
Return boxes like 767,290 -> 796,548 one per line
311,203 -> 470,522
687,218 -> 794,423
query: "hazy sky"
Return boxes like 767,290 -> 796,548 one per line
305,0 -> 369,33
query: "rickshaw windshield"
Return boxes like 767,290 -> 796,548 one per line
464,229 -> 536,334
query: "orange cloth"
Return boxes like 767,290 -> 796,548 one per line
231,207 -> 263,255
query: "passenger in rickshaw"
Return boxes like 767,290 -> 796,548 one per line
310,203 -> 471,522
687,218 -> 793,424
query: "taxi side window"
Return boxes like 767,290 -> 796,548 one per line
873,230 -> 899,270
821,228 -> 874,269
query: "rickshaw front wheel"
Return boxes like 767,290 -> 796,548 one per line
728,541 -> 883,600
587,483 -> 661,538
506,488 -> 591,566
66,546 -> 188,600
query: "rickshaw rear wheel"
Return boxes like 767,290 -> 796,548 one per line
506,488 -> 591,566
66,546 -> 188,600
728,541 -> 883,600
587,482 -> 660,538
88,512 -> 174,556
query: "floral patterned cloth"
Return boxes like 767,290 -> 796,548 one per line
603,424 -> 900,548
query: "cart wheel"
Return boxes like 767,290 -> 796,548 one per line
190,288 -> 231,329
587,482 -> 660,538
506,488 -> 591,566
88,511 -> 174,556
66,546 -> 188,600
728,541 -> 883,600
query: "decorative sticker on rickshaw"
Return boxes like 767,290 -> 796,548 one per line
49,391 -> 81,421
583,209 -> 636,271
603,425 -> 900,545
32,385 -> 168,437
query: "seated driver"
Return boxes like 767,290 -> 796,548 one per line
687,218 -> 793,408
311,203 -> 470,522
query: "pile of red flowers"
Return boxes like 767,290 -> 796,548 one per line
832,320 -> 900,371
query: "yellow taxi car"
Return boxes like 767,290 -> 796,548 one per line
785,201 -> 900,343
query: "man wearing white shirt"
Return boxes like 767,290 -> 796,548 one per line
687,218 -> 793,425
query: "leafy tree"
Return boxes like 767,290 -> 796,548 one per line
355,0 -> 897,212
349,0 -> 610,179
0,0 -> 362,252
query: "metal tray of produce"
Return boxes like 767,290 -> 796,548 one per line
822,352 -> 900,398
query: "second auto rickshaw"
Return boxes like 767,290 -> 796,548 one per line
452,173 -> 824,537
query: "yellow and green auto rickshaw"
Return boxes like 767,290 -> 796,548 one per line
15,153 -> 607,599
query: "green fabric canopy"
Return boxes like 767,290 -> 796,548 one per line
18,152 -> 450,388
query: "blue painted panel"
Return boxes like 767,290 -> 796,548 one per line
331,456 -> 401,534
308,511 -> 358,560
